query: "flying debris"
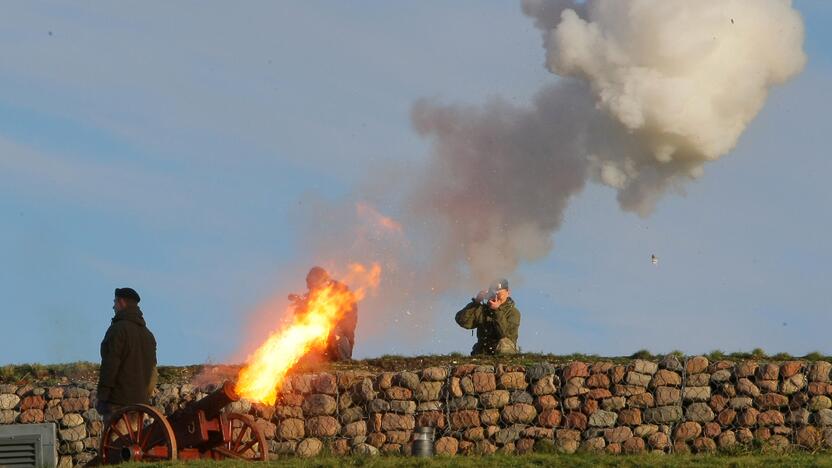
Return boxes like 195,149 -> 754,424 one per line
651,254 -> 658,265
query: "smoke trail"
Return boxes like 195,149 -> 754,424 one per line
404,0 -> 806,283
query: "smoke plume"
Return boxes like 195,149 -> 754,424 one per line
405,0 -> 806,284
408,83 -> 591,285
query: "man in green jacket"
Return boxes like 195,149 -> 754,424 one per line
455,278 -> 520,355
96,288 -> 158,424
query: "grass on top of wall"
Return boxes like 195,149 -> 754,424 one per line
3,349 -> 832,385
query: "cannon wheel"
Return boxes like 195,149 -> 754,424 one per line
211,413 -> 268,461
100,404 -> 177,464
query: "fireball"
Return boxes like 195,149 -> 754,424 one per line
235,263 -> 381,404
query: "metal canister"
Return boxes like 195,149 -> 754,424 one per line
412,426 -> 435,457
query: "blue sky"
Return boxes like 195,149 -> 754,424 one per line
1,1 -> 830,365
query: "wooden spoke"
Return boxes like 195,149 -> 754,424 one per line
238,439 -> 258,455
108,423 -> 126,440
140,428 -> 161,451
120,413 -> 136,442
231,423 -> 249,450
135,412 -> 143,446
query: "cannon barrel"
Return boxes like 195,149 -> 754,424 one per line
190,380 -> 239,420
169,380 -> 239,424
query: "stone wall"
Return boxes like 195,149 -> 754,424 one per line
2,356 -> 832,465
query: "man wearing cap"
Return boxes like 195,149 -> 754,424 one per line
455,278 -> 520,355
288,267 -> 357,361
96,288 -> 158,424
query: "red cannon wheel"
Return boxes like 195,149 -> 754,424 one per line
100,404 -> 177,464
211,413 -> 268,461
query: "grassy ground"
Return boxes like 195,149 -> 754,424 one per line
3,350 -> 832,385
116,453 -> 832,468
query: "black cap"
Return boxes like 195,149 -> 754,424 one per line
490,278 -> 509,291
115,287 -> 141,303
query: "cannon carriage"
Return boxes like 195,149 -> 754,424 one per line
100,381 -> 268,463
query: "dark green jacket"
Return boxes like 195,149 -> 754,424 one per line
455,297 -> 520,355
97,306 -> 157,405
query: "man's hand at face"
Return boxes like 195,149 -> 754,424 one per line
487,290 -> 509,310
475,289 -> 489,303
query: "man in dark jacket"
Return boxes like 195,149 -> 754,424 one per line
288,267 -> 357,361
455,278 -> 520,355
96,288 -> 157,424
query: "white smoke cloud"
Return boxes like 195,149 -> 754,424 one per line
530,0 -> 807,213
402,0 -> 806,284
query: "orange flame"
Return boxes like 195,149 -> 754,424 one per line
235,263 -> 381,405
356,202 -> 403,234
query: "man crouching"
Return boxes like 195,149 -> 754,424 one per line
455,278 -> 520,355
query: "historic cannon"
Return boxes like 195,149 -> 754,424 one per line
100,380 -> 268,463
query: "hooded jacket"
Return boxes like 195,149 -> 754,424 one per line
97,305 -> 157,405
455,297 -> 520,354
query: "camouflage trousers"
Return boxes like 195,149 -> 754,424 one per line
495,338 -> 519,354
471,338 -> 518,356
